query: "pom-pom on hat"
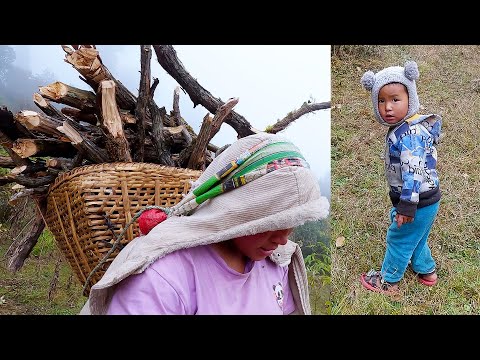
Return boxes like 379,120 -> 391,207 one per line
360,60 -> 420,126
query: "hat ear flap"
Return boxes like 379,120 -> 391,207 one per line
360,71 -> 375,91
404,60 -> 419,81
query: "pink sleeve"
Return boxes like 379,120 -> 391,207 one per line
282,266 -> 296,315
106,267 -> 188,315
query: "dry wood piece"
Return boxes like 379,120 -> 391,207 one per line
62,45 -> 137,111
33,93 -> 65,120
5,198 -> 47,272
187,97 -> 239,170
153,45 -> 260,138
39,82 -> 97,113
46,157 -> 75,170
15,110 -> 66,139
57,120 -> 109,163
61,107 -> 98,125
98,80 -> 132,162
266,101 -> 331,134
12,138 -> 76,158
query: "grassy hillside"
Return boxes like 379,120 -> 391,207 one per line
331,45 -> 480,314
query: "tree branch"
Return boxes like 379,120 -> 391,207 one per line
152,45 -> 259,138
266,101 -> 331,134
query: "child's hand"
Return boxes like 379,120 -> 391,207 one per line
395,213 -> 414,228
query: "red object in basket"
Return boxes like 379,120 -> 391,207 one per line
138,209 -> 168,235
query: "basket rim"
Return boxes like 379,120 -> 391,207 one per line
48,162 -> 203,194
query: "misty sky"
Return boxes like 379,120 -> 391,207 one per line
11,45 -> 330,188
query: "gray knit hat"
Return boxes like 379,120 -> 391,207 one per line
360,60 -> 420,126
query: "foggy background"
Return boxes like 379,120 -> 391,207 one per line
1,45 -> 331,198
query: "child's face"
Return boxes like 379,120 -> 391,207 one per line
378,83 -> 409,124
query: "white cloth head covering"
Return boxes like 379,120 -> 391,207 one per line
80,132 -> 330,315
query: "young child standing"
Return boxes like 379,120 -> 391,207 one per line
359,60 -> 442,295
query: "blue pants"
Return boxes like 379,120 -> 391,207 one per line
381,201 -> 440,283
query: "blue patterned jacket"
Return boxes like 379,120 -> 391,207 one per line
385,113 -> 442,217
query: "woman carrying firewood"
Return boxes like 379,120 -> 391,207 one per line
80,132 -> 329,315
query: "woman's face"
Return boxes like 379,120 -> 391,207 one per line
232,228 -> 293,261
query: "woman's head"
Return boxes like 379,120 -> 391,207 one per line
232,228 -> 293,261
144,132 -> 329,253
361,60 -> 420,126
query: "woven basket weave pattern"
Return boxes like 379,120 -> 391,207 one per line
45,163 -> 201,295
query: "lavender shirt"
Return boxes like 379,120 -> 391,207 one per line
106,244 -> 295,315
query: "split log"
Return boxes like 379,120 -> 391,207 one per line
15,110 -> 66,139
187,97 -> 239,170
150,104 -> 174,166
33,93 -> 65,120
10,160 -> 47,176
98,80 -> 132,162
172,86 -> 181,123
46,157 -> 75,170
39,82 -> 97,113
1,173 -> 56,188
57,120 -> 109,163
120,110 -> 136,124
266,101 -> 331,133
152,45 -> 259,138
0,108 -> 35,141
134,45 -> 151,162
61,107 -> 98,125
62,46 -> 137,111
12,138 -> 76,158
5,198 -> 47,272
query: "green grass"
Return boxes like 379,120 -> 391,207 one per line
0,226 -> 85,315
331,45 -> 480,314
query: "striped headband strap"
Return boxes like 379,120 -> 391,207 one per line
168,138 -> 309,216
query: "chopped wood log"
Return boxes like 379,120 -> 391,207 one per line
150,105 -> 174,166
120,110 -> 136,124
15,110 -> 67,139
5,198 -> 47,272
1,173 -> 56,188
61,107 -> 98,125
172,86 -> 181,123
266,101 -> 331,134
134,45 -> 152,162
99,80 -> 132,162
0,156 -> 15,168
0,108 -> 35,141
12,138 -> 76,158
39,81 -> 97,113
33,93 -> 65,120
11,160 -> 47,176
46,157 -> 74,170
153,45 -> 259,138
9,186 -> 49,206
57,120 -> 109,163
62,46 -> 137,111
187,97 -> 239,170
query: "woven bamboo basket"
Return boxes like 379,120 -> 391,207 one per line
45,162 -> 202,296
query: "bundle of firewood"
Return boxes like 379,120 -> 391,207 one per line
0,45 -> 330,272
